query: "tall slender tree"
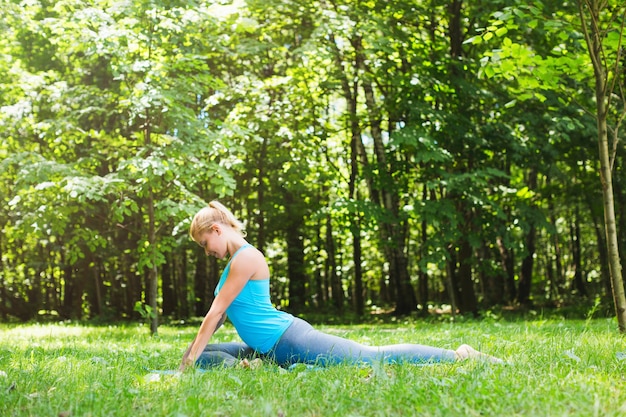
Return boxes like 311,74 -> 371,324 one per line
578,0 -> 626,331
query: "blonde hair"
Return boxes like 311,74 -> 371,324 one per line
189,200 -> 246,240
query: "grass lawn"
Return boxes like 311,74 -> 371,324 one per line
1,315 -> 625,416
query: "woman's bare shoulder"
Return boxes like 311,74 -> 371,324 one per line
231,245 -> 270,279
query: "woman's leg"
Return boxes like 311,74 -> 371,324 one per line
268,317 -> 457,367
196,342 -> 256,368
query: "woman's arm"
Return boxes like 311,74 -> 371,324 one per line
215,312 -> 227,331
179,313 -> 226,370
179,311 -> 225,370
180,249 -> 265,370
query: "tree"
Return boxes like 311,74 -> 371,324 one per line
0,0 -> 240,326
577,0 -> 626,331
477,0 -> 626,329
3,0 -> 626,323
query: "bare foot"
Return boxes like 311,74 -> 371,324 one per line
237,358 -> 263,369
455,344 -> 504,364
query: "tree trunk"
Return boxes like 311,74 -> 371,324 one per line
193,251 -> 209,317
456,236 -> 478,314
92,261 -> 103,317
480,241 -> 505,307
351,216 -> 364,316
517,224 -> 536,305
145,180 -> 159,333
517,168 -> 538,305
286,230 -> 306,312
349,103 -> 364,316
496,236 -> 516,302
161,255 -> 175,316
326,213 -> 343,311
256,136 -> 268,250
0,234 -> 6,320
178,252 -> 190,318
62,256 -> 86,320
123,251 -> 138,318
570,213 -> 587,296
417,185 -> 429,315
547,176 -> 564,299
331,30 -> 365,315
329,30 -> 415,315
596,106 -> 626,331
284,191 -> 306,313
582,191 -> 612,299
314,218 -> 326,308
445,249 -> 458,318
579,0 -> 626,332
356,43 -> 415,314
145,107 -> 158,334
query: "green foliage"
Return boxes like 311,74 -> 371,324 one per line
0,0 -> 624,322
474,3 -> 619,104
134,301 -> 157,322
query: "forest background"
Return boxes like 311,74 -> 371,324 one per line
1,0 -> 626,332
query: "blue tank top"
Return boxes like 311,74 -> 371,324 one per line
215,244 -> 294,353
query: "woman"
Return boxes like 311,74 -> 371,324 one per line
180,201 -> 502,370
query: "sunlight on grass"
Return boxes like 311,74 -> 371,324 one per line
1,318 -> 625,416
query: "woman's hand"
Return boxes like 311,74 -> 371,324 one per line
179,339 -> 196,371
179,355 -> 195,371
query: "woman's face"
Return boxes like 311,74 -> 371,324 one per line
196,225 -> 226,259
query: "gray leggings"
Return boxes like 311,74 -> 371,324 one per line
196,317 -> 456,368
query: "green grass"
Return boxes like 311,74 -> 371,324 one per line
1,317 -> 625,416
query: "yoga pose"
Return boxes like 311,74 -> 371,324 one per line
180,201 -> 502,370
